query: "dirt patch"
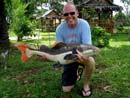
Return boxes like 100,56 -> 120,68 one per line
12,68 -> 40,84
96,63 -> 107,70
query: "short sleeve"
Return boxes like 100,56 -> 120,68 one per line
81,21 -> 92,45
56,25 -> 64,42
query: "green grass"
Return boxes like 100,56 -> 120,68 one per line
94,34 -> 130,98
10,32 -> 56,47
0,33 -> 130,98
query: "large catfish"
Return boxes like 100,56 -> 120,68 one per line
15,42 -> 100,64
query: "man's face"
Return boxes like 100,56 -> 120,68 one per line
63,4 -> 78,28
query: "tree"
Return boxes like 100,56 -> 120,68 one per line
21,0 -> 50,18
73,0 -> 82,5
120,0 -> 130,27
10,0 -> 33,41
121,0 -> 130,14
0,0 -> 10,50
49,1 -> 63,13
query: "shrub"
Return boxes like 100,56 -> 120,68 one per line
92,26 -> 111,47
10,0 -> 34,41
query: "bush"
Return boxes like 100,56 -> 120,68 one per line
10,0 -> 34,41
92,26 -> 111,47
116,24 -> 124,33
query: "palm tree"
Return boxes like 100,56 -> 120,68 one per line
0,0 -> 10,50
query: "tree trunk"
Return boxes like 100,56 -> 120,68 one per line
0,0 -> 10,50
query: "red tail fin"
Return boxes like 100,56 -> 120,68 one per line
16,44 -> 31,62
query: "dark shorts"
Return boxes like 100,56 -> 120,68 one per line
61,62 -> 83,86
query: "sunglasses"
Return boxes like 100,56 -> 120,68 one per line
63,12 -> 75,16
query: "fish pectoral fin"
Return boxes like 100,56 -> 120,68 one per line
64,54 -> 78,60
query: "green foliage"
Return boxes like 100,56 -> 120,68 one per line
17,22 -> 32,38
121,0 -> 130,14
100,12 -> 110,20
49,0 -> 83,13
10,0 -> 33,41
50,1 -> 64,13
84,7 -> 96,20
73,0 -> 82,5
92,26 -> 111,47
114,12 -> 130,33
114,12 -> 126,26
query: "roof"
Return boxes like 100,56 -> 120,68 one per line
41,9 -> 54,18
36,9 -> 57,19
78,0 -> 122,11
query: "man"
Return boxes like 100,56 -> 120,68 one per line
55,2 -> 95,97
14,1 -> 95,97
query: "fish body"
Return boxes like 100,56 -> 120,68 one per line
39,43 -> 99,64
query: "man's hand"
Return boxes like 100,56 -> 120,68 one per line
76,50 -> 89,64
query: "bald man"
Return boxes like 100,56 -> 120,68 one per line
55,2 -> 95,97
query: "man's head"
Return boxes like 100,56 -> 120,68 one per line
63,2 -> 78,28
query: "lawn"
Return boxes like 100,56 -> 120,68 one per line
0,33 -> 130,98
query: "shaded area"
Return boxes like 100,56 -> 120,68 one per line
0,0 -> 10,49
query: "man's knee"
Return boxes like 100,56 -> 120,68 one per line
62,85 -> 74,92
88,57 -> 95,64
86,57 -> 95,70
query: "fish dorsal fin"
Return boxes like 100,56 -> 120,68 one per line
52,42 -> 66,49
72,48 -> 78,54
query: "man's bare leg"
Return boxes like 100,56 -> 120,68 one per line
62,85 -> 74,92
82,57 -> 95,96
